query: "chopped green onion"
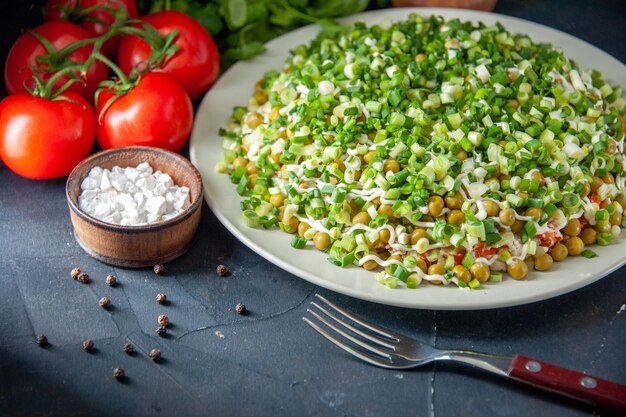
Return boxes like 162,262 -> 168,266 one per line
468,278 -> 481,290
485,232 -> 502,245
384,276 -> 398,288
406,273 -> 420,289
562,193 -> 580,210
331,187 -> 347,203
522,221 -> 537,242
445,255 -> 455,270
506,194 -> 526,207
489,272 -> 503,282
242,210 -> 260,228
580,249 -> 597,259
291,236 -> 307,249
462,252 -> 474,269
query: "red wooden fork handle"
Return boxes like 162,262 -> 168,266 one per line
508,354 -> 626,413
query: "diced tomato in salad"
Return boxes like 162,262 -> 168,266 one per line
448,248 -> 466,265
536,221 -> 563,248
417,251 -> 432,268
537,230 -> 562,248
589,192 -> 607,208
473,241 -> 499,258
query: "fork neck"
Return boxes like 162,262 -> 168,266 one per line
437,350 -> 512,377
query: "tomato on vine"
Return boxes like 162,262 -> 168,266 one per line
0,91 -> 95,180
3,21 -> 109,102
95,71 -> 193,152
43,0 -> 139,58
117,10 -> 220,101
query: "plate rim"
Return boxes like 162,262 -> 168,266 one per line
190,7 -> 626,310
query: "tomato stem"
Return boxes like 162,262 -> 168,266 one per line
26,62 -> 84,100
54,29 -> 115,62
93,52 -> 129,85
91,48 -> 142,123
28,30 -> 59,56
20,5 -> 179,104
26,25 -> 111,98
116,21 -> 180,73
48,0 -> 133,32
41,2 -> 133,63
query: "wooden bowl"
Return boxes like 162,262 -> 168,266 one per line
66,146 -> 203,268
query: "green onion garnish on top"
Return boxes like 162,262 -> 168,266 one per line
217,12 -> 626,290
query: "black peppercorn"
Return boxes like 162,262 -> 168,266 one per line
122,342 -> 134,354
156,293 -> 167,304
235,303 -> 247,315
149,348 -> 162,362
77,272 -> 90,283
36,335 -> 48,347
99,296 -> 111,308
156,326 -> 167,337
113,367 -> 125,381
153,264 -> 165,276
105,275 -> 117,287
216,264 -> 229,276
83,339 -> 94,352
71,268 -> 82,280
157,314 -> 169,327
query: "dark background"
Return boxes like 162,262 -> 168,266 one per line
1,1 -> 625,417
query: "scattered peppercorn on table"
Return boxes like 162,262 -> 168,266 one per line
1,1 -> 625,417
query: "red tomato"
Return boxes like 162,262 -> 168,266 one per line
473,241 -> 499,258
589,192 -> 607,208
95,72 -> 193,152
443,248 -> 466,265
537,221 -> 563,248
537,231 -> 562,248
4,21 -> 109,102
0,92 -> 95,179
44,0 -> 139,57
117,10 -> 220,101
447,248 -> 466,265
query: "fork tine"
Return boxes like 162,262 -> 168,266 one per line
306,308 -> 392,359
314,294 -> 402,341
302,316 -> 395,369
309,302 -> 396,351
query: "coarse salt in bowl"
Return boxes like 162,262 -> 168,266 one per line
78,162 -> 191,226
66,146 -> 203,268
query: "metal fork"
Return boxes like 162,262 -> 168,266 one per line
303,294 -> 626,414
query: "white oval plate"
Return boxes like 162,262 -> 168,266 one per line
190,8 -> 626,310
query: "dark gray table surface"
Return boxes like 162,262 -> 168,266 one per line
1,1 -> 625,416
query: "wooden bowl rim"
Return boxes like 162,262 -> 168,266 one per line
66,146 -> 203,234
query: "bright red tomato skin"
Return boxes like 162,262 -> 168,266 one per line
95,72 -> 193,152
0,92 -> 95,179
4,21 -> 109,102
44,0 -> 139,57
117,10 -> 220,101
